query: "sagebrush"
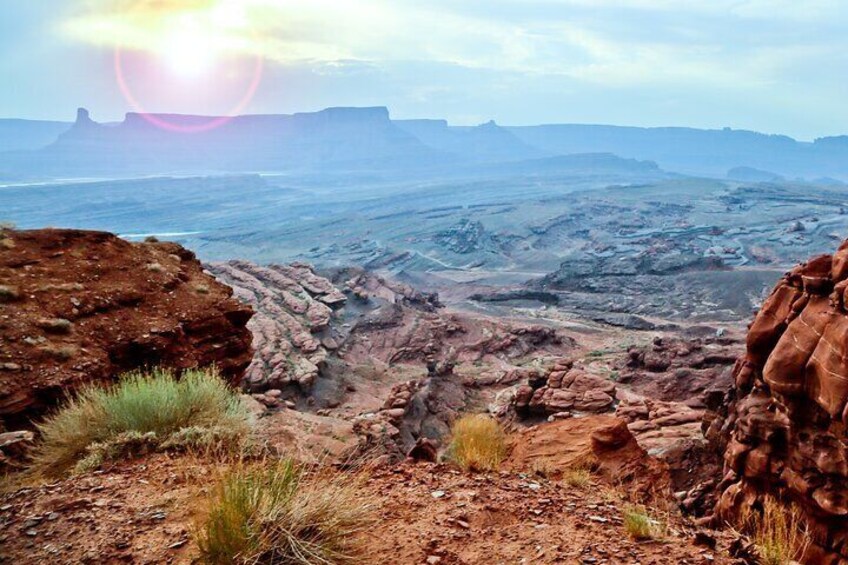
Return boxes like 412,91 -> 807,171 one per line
31,367 -> 252,476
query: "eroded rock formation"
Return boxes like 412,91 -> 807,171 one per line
709,241 -> 848,562
207,261 -> 345,393
513,359 -> 616,417
0,229 -> 253,426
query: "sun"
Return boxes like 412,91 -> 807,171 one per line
159,17 -> 219,78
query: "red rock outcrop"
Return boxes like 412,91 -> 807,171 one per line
0,229 -> 253,425
507,415 -> 672,504
617,334 -> 739,406
512,359 -> 616,417
709,241 -> 848,562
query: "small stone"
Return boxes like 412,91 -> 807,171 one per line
431,490 -> 446,499
426,556 -> 442,564
168,539 -> 188,549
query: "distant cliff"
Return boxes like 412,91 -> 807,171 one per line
4,107 -> 848,179
0,119 -> 70,152
508,123 -> 848,178
0,107 -> 436,175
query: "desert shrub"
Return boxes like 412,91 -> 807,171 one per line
563,465 -> 592,488
740,496 -> 808,565
31,367 -> 252,477
196,460 -> 377,565
447,414 -> 507,472
623,506 -> 658,540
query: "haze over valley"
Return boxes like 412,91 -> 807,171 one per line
4,106 -> 848,330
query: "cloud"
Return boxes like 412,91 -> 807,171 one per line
58,0 -> 848,130
61,0 -> 845,81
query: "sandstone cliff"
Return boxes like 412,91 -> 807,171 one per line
709,240 -> 848,563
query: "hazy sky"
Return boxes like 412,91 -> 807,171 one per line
2,0 -> 847,139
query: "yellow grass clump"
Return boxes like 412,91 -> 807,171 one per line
740,496 -> 809,565
623,506 -> 659,540
195,460 -> 378,564
447,414 -> 507,472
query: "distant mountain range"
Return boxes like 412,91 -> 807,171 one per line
2,106 -> 848,180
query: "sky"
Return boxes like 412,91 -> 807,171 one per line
1,0 -> 847,139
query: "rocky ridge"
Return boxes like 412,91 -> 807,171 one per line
0,229 -> 253,428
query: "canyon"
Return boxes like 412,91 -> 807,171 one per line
2,108 -> 848,564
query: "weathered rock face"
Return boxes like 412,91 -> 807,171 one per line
207,261 -> 345,393
507,415 -> 673,505
0,229 -> 253,425
617,334 -> 739,406
512,359 -> 616,417
710,241 -> 848,563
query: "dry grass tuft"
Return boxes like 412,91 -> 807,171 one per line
563,465 -> 593,488
195,460 -> 377,565
623,505 -> 659,540
447,414 -> 507,472
739,496 -> 808,565
31,367 -> 252,477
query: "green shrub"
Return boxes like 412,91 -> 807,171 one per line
447,414 -> 507,472
196,460 -> 377,564
32,367 -> 252,477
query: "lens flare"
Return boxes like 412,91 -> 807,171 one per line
111,5 -> 264,134
114,47 -> 264,133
